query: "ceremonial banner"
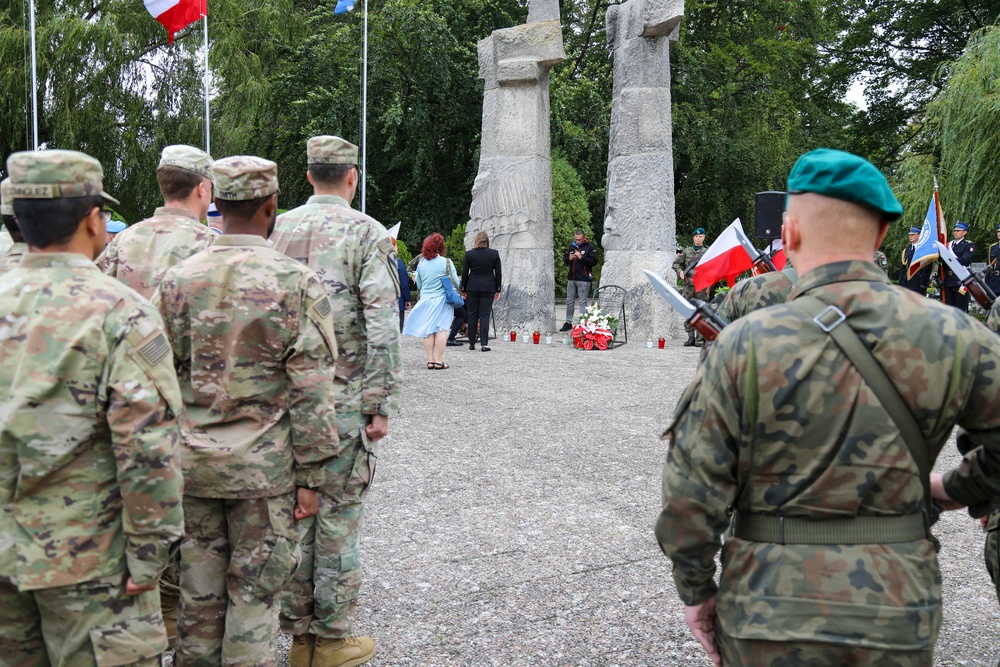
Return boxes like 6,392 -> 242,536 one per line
334,0 -> 356,14
907,193 -> 946,280
692,219 -> 755,291
145,0 -> 206,44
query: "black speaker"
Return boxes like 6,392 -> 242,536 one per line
754,191 -> 786,240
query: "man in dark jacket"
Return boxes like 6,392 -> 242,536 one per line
898,226 -> 933,295
943,221 -> 975,311
559,230 -> 598,331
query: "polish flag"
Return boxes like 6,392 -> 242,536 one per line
769,239 -> 787,270
692,219 -> 755,292
145,0 -> 206,45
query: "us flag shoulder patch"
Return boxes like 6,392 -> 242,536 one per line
313,296 -> 332,319
138,332 -> 170,366
377,237 -> 393,255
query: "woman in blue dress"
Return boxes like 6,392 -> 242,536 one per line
403,232 -> 459,369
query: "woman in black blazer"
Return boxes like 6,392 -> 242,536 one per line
460,231 -> 502,351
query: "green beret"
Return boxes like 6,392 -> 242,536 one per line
692,227 -> 705,236
787,148 -> 902,221
0,178 -> 13,216
212,156 -> 279,201
7,149 -> 120,206
159,145 -> 214,180
307,135 -> 359,165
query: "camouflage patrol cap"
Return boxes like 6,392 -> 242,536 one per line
0,178 -> 13,216
7,150 -> 120,205
787,148 -> 902,222
307,136 -> 359,165
159,145 -> 214,180
212,156 -> 279,201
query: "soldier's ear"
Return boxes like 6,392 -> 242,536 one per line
875,220 -> 890,251
306,171 -> 315,187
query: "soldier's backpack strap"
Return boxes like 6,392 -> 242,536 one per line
796,296 -> 932,522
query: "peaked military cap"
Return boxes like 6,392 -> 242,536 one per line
7,149 -> 120,205
954,221 -> 969,232
693,227 -> 705,236
909,227 -> 921,234
787,148 -> 902,221
159,145 -> 215,180
0,178 -> 13,216
212,156 -> 279,201
307,136 -> 359,165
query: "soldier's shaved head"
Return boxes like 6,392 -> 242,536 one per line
783,193 -> 889,277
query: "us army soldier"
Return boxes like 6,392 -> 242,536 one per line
0,177 -> 27,270
154,156 -> 341,666
657,148 -> 1000,666
99,144 -> 215,299
0,150 -> 185,665
271,136 -> 402,667
673,227 -> 709,346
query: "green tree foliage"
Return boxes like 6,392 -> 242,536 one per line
394,238 -> 411,267
552,152 -> 595,297
445,222 -> 466,275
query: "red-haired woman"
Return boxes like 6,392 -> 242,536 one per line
403,232 -> 460,369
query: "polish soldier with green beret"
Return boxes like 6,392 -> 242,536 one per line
99,144 -> 216,300
154,155 -> 342,666
657,148 -> 1000,666
0,149 -> 185,665
270,136 -> 402,667
0,177 -> 27,270
672,227 -> 709,346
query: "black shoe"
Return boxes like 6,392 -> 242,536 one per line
481,346 -> 491,352
446,339 -> 462,347
559,322 -> 572,332
469,343 -> 476,351
683,333 -> 696,347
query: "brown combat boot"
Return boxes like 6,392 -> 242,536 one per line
312,636 -> 376,667
288,634 -> 315,667
161,592 -> 179,648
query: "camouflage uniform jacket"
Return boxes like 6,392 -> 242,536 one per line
270,195 -> 402,420
657,260 -> 1000,650
0,253 -> 185,591
716,264 -> 798,323
98,206 -> 215,300
874,249 -> 888,273
0,243 -> 26,272
983,301 -> 1000,531
672,245 -> 707,288
155,234 -> 340,499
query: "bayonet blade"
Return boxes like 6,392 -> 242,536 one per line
644,270 -> 697,320
934,241 -> 971,282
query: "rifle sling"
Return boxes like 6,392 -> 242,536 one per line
732,296 -> 931,545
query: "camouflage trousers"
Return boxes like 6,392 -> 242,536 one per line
717,628 -> 932,667
175,493 -> 300,667
0,573 -> 166,666
280,436 -> 375,639
985,528 -> 1000,605
680,284 -> 710,335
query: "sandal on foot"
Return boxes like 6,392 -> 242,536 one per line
432,362 -> 450,370
426,362 -> 436,370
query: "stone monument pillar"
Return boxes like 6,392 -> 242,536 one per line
601,0 -> 685,340
466,0 -> 565,334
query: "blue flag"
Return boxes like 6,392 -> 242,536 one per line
908,195 -> 941,279
334,0 -> 355,14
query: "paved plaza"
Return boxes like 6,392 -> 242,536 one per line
350,330 -> 1000,666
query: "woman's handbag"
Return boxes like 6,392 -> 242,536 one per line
440,259 -> 464,308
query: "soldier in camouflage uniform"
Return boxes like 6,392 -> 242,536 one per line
672,227 -> 709,346
99,144 -> 215,300
154,156 -> 342,667
656,148 -> 1000,667
874,248 -> 889,273
715,259 -> 797,324
0,150 -> 185,665
0,177 -> 27,270
270,136 -> 403,667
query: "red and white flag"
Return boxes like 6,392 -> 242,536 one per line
769,239 -> 786,270
145,0 -> 206,44
692,219 -> 755,292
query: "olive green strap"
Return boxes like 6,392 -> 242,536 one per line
731,511 -> 927,545
796,296 -> 932,521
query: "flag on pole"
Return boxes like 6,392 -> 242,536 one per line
334,0 -> 356,14
692,219 -> 756,292
769,239 -> 787,270
907,193 -> 946,279
144,0 -> 206,44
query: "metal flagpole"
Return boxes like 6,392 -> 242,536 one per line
29,0 -> 38,149
204,15 -> 210,153
361,0 -> 367,213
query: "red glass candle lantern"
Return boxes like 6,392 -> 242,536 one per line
658,337 -> 665,349
532,331 -> 540,344
510,330 -> 517,342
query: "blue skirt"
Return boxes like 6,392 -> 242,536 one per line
403,296 -> 454,338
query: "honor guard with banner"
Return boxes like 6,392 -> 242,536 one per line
942,221 -> 975,311
899,226 -> 933,295
656,148 -> 1000,667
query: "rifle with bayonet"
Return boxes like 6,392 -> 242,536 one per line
645,270 -> 729,342
935,241 -> 996,310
